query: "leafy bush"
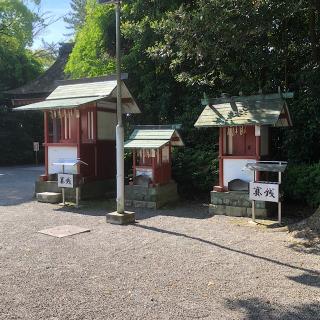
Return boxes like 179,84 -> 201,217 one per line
283,163 -> 320,208
172,146 -> 218,197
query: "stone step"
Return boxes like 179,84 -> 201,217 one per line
36,192 -> 62,204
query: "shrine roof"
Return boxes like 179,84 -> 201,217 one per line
5,43 -> 73,96
124,126 -> 184,149
13,74 -> 141,114
194,93 -> 293,128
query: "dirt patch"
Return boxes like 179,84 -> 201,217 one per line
288,206 -> 320,248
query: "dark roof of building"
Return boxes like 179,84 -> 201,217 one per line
194,92 -> 293,128
5,43 -> 73,96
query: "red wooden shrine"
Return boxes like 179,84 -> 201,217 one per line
195,92 -> 293,192
15,75 -> 140,183
124,126 -> 184,186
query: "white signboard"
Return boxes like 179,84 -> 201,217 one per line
58,174 -> 74,188
249,182 -> 279,203
33,142 -> 39,152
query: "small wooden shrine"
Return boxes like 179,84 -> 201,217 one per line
15,74 -> 140,202
195,92 -> 293,217
124,125 -> 184,209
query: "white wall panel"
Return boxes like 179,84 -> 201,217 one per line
97,111 -> 116,140
48,146 -> 78,174
223,159 -> 255,187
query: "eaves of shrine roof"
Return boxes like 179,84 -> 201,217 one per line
124,126 -> 184,149
13,74 -> 141,114
194,93 -> 293,128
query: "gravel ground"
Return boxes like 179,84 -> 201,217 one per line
0,166 -> 319,320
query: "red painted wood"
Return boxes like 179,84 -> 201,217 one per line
218,127 -> 224,189
44,143 -> 78,147
229,126 -> 256,156
133,150 -> 136,177
221,155 -> 257,159
44,112 -> 49,177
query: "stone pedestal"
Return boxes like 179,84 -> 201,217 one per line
106,211 -> 135,225
125,181 -> 179,209
209,191 -> 276,218
35,179 -> 115,202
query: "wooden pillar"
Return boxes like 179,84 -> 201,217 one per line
76,109 -> 81,174
133,150 -> 136,177
152,149 -> 156,184
44,111 -> 49,177
218,127 -> 224,190
255,128 -> 261,181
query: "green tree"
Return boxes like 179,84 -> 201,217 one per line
65,0 -> 115,78
64,0 -> 87,35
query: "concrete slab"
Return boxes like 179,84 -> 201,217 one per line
38,225 -> 90,238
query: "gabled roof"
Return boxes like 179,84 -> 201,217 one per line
5,43 -> 73,96
124,125 -> 184,149
194,93 -> 293,128
14,74 -> 141,114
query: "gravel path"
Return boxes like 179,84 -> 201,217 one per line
0,166 -> 319,319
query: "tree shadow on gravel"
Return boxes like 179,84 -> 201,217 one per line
287,272 -> 320,288
134,224 -> 319,275
225,297 -> 320,320
134,202 -> 211,220
52,200 -> 211,220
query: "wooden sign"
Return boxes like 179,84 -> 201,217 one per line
58,174 -> 74,188
249,182 -> 279,203
33,142 -> 39,152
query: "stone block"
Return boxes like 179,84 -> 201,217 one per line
106,211 -> 135,225
226,206 -> 247,217
209,204 -> 226,215
246,207 -> 268,218
36,192 -> 61,204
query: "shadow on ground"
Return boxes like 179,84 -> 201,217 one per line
226,297 -> 320,320
287,272 -> 320,288
53,200 -> 211,220
134,223 -> 319,275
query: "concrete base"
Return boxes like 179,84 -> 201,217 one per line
209,191 -> 276,218
36,192 -> 62,204
35,179 -> 115,202
106,211 -> 135,225
125,181 -> 179,209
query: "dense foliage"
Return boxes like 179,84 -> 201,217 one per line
0,0 -> 48,165
283,163 -> 320,208
63,0 -> 320,196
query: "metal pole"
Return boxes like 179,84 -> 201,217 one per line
115,0 -> 125,214
252,170 -> 256,222
278,171 -> 282,224
76,187 -> 79,207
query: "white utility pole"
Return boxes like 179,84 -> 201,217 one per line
97,0 -> 124,214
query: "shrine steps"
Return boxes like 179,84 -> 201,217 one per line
35,179 -> 116,203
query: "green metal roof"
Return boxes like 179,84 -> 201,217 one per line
47,80 -> 116,100
14,76 -> 141,113
124,139 -> 169,149
124,127 -> 184,149
195,94 -> 292,128
12,96 -> 104,111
